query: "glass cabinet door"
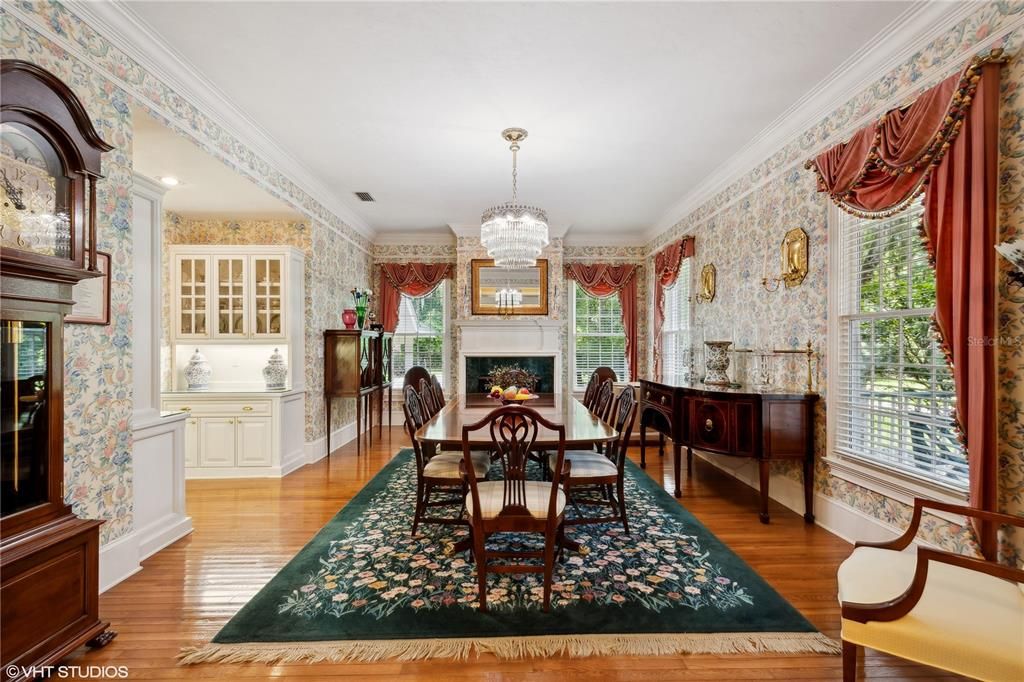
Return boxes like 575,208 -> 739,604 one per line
177,256 -> 209,337
251,256 -> 284,337
214,256 -> 247,337
1,319 -> 51,517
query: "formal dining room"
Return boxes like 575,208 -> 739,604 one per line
1,1 -> 1023,681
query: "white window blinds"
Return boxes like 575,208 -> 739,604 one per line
661,258 -> 692,385
834,199 -> 967,490
572,283 -> 628,388
392,282 -> 446,386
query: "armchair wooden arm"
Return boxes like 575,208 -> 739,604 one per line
843,497 -> 1024,624
842,546 -> 1024,624
855,497 -> 1024,552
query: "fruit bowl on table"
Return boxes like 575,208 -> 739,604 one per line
488,393 -> 540,405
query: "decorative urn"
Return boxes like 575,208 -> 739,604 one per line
703,341 -> 733,386
262,348 -> 288,390
342,308 -> 357,329
184,348 -> 212,390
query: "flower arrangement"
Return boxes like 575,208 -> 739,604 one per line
351,287 -> 373,328
996,239 -> 1024,287
488,364 -> 540,392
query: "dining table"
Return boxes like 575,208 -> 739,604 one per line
414,392 -> 618,555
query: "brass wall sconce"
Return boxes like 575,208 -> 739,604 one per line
696,263 -> 716,303
762,227 -> 809,292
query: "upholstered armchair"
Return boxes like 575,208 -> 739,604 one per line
837,498 -> 1024,682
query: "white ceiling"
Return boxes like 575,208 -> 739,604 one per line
133,107 -> 304,219
127,1 -> 914,239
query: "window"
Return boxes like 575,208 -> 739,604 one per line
832,199 -> 968,491
392,282 -> 447,386
572,283 -> 628,389
660,259 -> 692,385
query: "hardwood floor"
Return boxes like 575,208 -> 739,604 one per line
65,427 -> 964,680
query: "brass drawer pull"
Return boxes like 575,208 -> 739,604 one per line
242,406 -> 254,411
705,418 -> 714,432
181,406 -> 191,411
660,395 -> 667,405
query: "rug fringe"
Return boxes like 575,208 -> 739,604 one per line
178,632 -> 840,665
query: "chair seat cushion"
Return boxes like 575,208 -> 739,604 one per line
466,481 -> 565,520
422,451 -> 490,480
548,450 -> 617,478
838,546 -> 1024,682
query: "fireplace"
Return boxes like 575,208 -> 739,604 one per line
465,355 -> 556,394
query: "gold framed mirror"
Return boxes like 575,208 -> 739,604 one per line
470,259 -> 549,315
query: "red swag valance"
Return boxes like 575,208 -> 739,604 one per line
564,263 -> 640,381
806,52 -> 1004,558
379,262 -> 453,333
652,236 -> 695,380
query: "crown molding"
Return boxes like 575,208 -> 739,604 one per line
643,0 -> 982,244
62,0 -> 376,242
131,172 -> 170,198
562,231 -> 646,248
372,231 -> 456,246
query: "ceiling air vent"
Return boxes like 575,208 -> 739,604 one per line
354,191 -> 375,202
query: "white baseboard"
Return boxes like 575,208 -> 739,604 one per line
303,418 -> 358,466
99,531 -> 142,593
136,514 -> 193,561
691,450 -> 908,547
281,445 -> 307,476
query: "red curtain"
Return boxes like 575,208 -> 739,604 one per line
564,263 -> 640,381
806,53 -> 1003,558
652,237 -> 695,380
378,262 -> 453,333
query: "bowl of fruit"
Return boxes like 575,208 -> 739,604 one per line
488,385 -> 539,405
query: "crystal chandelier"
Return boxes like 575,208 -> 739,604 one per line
480,128 -> 549,268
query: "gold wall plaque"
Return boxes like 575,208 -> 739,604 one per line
780,227 -> 808,288
696,263 -> 716,303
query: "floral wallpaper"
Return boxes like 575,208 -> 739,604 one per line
1,0 -> 373,546
2,8 -> 135,545
645,5 -> 1024,563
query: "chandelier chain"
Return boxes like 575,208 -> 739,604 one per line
510,140 -> 519,202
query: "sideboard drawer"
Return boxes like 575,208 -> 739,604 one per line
163,399 -> 272,417
642,383 -> 675,410
690,398 -> 733,454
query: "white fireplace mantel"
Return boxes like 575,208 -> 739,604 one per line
455,318 -> 565,395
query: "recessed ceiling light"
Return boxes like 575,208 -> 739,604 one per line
159,176 -> 180,186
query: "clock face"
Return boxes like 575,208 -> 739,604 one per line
0,122 -> 71,259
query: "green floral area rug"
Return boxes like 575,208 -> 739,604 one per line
180,450 -> 838,664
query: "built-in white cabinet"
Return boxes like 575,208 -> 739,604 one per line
164,389 -> 304,478
170,246 -> 301,343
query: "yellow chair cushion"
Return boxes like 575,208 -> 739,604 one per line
422,451 -> 490,480
838,546 -> 1024,682
466,481 -> 565,520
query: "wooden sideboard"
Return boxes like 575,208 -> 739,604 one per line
323,330 -> 393,456
638,379 -> 818,524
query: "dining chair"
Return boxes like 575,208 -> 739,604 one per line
591,379 -> 615,422
430,374 -> 445,410
460,405 -> 569,612
551,385 -> 636,533
403,385 -> 490,535
418,376 -> 440,418
581,371 -> 600,410
403,366 -> 431,391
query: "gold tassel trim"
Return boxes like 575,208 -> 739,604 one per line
178,632 -> 841,665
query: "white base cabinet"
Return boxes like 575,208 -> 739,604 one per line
162,389 -> 304,478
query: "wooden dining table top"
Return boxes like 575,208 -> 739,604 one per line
415,393 -> 617,448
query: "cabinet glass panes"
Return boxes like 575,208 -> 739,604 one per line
178,257 -> 208,336
252,257 -> 283,336
216,257 -> 246,336
1,320 -> 50,516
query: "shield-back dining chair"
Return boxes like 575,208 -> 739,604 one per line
460,405 -> 569,612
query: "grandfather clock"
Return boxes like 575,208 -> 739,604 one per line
1,60 -> 117,682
